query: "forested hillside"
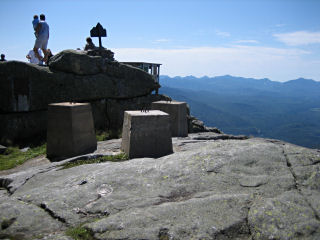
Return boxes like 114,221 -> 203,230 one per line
160,75 -> 320,149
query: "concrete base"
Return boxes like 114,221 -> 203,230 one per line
121,110 -> 173,159
47,102 -> 97,161
151,101 -> 188,137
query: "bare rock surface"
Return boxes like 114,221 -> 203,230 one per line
0,133 -> 320,239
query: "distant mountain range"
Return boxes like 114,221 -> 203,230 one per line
159,75 -> 320,149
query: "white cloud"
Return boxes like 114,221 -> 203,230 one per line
234,40 -> 259,44
274,31 -> 320,46
154,38 -> 171,43
215,30 -> 231,37
113,46 -> 319,82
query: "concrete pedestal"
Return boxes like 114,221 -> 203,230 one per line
121,110 -> 173,159
47,102 -> 97,161
151,101 -> 188,137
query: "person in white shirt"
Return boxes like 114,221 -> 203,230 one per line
26,49 -> 43,64
34,14 -> 49,63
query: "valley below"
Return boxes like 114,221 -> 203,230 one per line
160,75 -> 320,149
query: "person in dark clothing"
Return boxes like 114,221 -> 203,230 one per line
46,49 -> 54,63
0,54 -> 6,61
84,37 -> 96,50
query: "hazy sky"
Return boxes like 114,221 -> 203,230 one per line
1,0 -> 320,81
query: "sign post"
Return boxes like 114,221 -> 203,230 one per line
90,22 -> 107,49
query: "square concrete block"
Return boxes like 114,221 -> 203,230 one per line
47,102 -> 97,161
151,101 -> 188,137
121,110 -> 173,159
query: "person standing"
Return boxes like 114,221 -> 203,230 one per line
33,14 -> 49,63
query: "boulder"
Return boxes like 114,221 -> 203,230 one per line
86,48 -> 115,61
0,51 -> 158,112
188,114 -> 223,133
48,49 -> 115,75
48,49 -> 106,75
1,133 -> 319,239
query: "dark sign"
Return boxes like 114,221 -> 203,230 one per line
90,23 -> 107,48
90,23 -> 107,37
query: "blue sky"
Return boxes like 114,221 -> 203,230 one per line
1,0 -> 320,81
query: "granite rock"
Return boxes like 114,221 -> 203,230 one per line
0,51 -> 158,112
0,133 -> 319,239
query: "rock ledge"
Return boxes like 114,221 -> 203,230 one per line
1,133 -> 319,239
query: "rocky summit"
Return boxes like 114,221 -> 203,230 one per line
1,132 -> 319,240
0,50 -> 158,113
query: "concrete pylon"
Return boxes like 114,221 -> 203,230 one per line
121,110 -> 173,159
47,102 -> 97,161
151,101 -> 188,137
